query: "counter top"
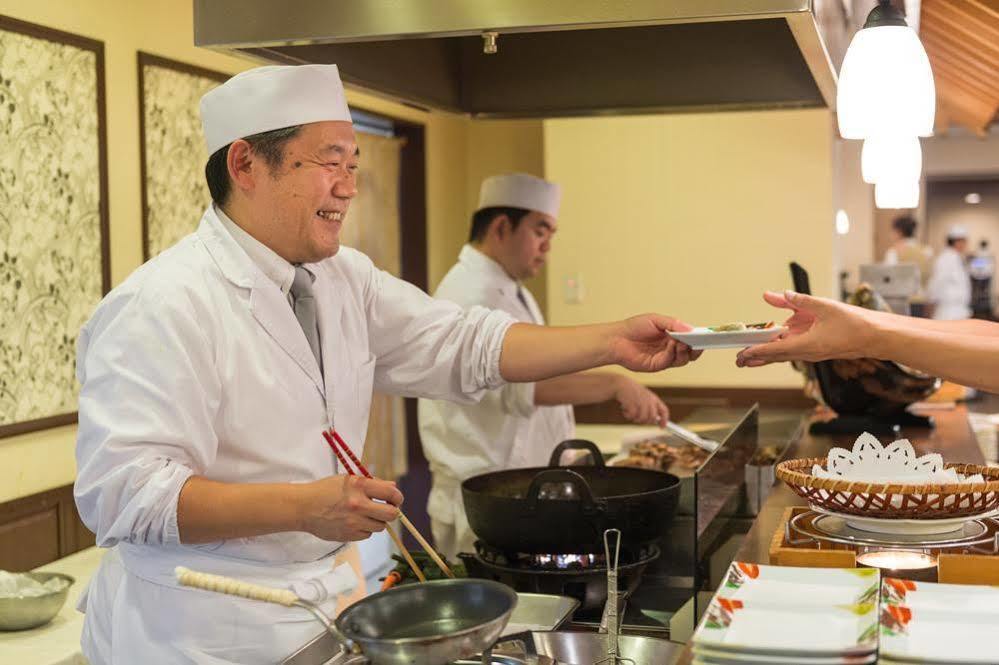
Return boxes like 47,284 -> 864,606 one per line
674,406 -> 981,665
1,546 -> 105,665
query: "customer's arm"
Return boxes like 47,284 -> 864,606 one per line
736,291 -> 999,392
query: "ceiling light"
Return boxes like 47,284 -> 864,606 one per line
861,135 -> 922,184
837,1 -> 935,140
836,209 -> 851,235
965,192 -> 982,205
875,179 -> 920,209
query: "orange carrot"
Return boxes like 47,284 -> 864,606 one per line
381,570 -> 402,591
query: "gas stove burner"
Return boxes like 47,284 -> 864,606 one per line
460,543 -> 660,612
527,552 -> 601,570
473,541 -> 657,571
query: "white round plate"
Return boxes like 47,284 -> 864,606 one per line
668,326 -> 786,350
810,505 -> 999,535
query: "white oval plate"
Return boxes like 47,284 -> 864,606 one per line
810,504 -> 999,535
669,326 -> 786,350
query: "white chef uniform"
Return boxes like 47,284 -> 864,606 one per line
418,175 -> 574,560
928,225 -> 972,320
73,64 -> 516,665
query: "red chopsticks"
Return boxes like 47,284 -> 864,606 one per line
322,428 -> 454,579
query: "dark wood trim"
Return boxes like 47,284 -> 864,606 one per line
0,483 -> 94,571
0,15 -> 109,439
0,14 -> 103,53
0,413 -> 77,439
574,386 -> 814,424
137,52 -> 230,262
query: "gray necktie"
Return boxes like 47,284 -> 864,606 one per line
290,266 -> 323,374
516,287 -> 537,323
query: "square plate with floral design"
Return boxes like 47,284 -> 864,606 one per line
879,578 -> 999,663
692,563 -> 879,656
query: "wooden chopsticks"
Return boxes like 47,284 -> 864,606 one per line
322,428 -> 455,580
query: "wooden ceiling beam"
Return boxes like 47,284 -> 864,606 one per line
934,67 -> 999,109
931,57 -> 999,101
949,0 -> 999,36
934,76 -> 998,135
922,1 -> 999,60
921,31 -> 999,94
935,0 -> 999,41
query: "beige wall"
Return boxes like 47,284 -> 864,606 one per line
0,0 -> 540,503
923,130 -> 999,179
833,137 -> 876,293
463,120 -> 547,310
543,109 -> 835,388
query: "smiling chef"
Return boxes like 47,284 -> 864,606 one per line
72,63 -> 699,664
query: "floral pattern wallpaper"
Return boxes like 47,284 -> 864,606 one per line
0,21 -> 106,435
141,56 -> 225,258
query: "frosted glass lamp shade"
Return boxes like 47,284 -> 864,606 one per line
875,179 -> 920,209
861,135 -> 922,184
837,26 -> 935,139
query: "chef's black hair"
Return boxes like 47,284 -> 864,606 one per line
469,207 -> 531,244
205,125 -> 303,206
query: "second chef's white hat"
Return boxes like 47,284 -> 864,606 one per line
947,224 -> 969,240
477,173 -> 562,218
200,64 -> 352,156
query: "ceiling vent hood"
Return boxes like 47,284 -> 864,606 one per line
194,0 -> 846,118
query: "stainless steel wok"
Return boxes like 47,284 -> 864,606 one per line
335,578 -> 517,665
175,567 -> 516,665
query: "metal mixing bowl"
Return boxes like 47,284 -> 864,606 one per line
0,572 -> 74,631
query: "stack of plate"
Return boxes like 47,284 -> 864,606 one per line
691,562 -> 879,665
879,577 -> 999,664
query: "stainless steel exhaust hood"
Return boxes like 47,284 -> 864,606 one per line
194,0 -> 846,118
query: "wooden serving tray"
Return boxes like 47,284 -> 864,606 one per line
768,507 -> 999,585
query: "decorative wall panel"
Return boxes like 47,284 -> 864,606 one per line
138,52 -> 227,259
0,16 -> 108,438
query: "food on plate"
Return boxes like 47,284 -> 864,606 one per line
708,321 -> 775,332
610,439 -> 710,472
674,442 -> 711,469
748,444 -> 781,466
709,322 -> 747,332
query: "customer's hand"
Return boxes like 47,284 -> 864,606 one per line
736,291 -> 876,367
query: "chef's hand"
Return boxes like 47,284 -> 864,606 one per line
735,291 -> 875,367
614,375 -> 670,425
301,475 -> 404,542
610,314 -> 701,372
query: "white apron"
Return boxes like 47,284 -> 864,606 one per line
74,208 -> 515,663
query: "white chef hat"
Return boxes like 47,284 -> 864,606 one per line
477,173 -> 562,218
947,224 -> 969,240
200,64 -> 352,156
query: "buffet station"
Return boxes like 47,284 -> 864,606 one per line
674,404 -> 998,665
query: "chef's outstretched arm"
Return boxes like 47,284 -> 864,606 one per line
500,314 -> 701,382
736,290 -> 999,393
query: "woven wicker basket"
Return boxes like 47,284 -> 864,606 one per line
776,457 -> 999,519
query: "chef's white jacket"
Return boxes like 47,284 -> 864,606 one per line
928,246 -> 972,320
73,207 -> 515,664
417,246 -> 574,553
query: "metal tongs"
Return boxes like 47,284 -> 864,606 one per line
597,529 -> 635,665
665,420 -> 720,453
